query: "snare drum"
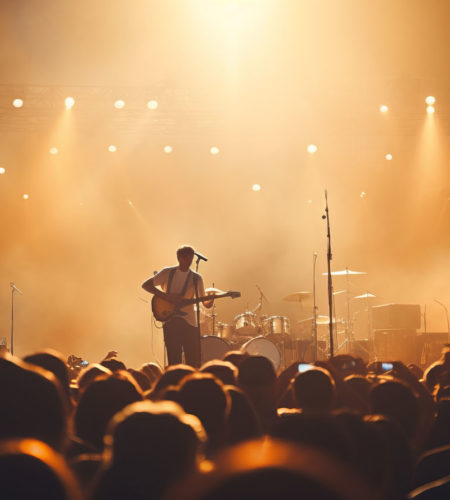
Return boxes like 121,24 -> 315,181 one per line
201,336 -> 230,364
241,336 -> 281,371
234,312 -> 258,335
262,316 -> 290,336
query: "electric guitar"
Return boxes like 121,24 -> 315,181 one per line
152,291 -> 241,322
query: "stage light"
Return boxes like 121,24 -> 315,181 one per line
425,96 -> 435,105
114,100 -> 125,109
360,191 -> 366,198
307,199 -> 313,204
23,194 -> 29,200
108,145 -> 117,152
12,99 -> 23,108
385,154 -> 393,161
426,105 -> 435,114
0,167 -> 5,174
147,100 -> 158,110
307,144 -> 318,154
380,105 -> 389,113
164,145 -> 173,153
128,200 -> 134,207
49,147 -> 59,155
252,184 -> 261,192
210,146 -> 220,155
65,97 -> 75,110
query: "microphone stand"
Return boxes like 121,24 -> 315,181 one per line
312,253 -> 318,360
434,299 -> 450,341
10,282 -> 23,355
194,256 -> 202,366
323,191 -> 334,356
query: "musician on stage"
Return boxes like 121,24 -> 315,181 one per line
142,245 -> 213,367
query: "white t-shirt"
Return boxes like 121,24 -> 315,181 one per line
152,266 -> 206,327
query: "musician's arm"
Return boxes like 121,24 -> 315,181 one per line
198,276 -> 214,309
142,278 -> 184,305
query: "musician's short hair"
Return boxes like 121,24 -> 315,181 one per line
177,245 -> 195,258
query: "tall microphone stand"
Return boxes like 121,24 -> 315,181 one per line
10,282 -> 23,355
322,191 -> 334,357
312,252 -> 319,360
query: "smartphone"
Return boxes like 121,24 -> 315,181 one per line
341,360 -> 356,370
81,360 -> 89,367
380,362 -> 393,372
298,363 -> 313,373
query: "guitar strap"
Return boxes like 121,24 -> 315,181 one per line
167,267 -> 192,297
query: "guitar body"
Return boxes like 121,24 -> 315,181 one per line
152,291 -> 241,323
152,296 -> 187,323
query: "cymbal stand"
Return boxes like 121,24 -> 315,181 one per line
312,252 -> 319,360
322,190 -> 334,356
10,282 -> 23,355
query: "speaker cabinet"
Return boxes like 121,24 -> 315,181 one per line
374,330 -> 418,364
372,304 -> 421,330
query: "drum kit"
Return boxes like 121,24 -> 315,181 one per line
200,268 -> 377,369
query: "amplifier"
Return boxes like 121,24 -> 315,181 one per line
374,330 -> 418,364
372,304 -> 421,330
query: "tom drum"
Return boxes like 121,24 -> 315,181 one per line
263,316 -> 290,336
234,312 -> 258,335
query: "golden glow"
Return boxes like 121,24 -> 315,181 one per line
147,100 -> 158,110
380,105 -> 388,113
426,105 -> 435,114
23,194 -> 29,200
385,153 -> 393,160
252,184 -> 261,191
0,167 -> 5,175
65,97 -> 75,110
114,99 -> 125,109
49,147 -> 59,155
163,145 -> 173,153
360,191 -> 366,198
108,145 -> 117,152
307,144 -> 318,154
210,146 -> 220,155
12,98 -> 23,108
425,96 -> 436,105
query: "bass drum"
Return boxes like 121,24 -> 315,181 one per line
201,336 -> 230,364
241,336 -> 281,371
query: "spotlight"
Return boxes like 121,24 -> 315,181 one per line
380,105 -> 389,113
163,145 -> 173,154
385,154 -> 393,161
426,105 -> 435,114
252,184 -> 261,192
425,96 -> 436,105
210,147 -> 220,155
23,194 -> 29,200
12,99 -> 23,108
65,97 -> 75,110
360,191 -> 366,198
0,167 -> 5,175
307,144 -> 318,154
147,100 -> 158,110
108,145 -> 117,153
128,200 -> 134,207
114,100 -> 125,109
307,199 -> 313,204
49,147 -> 59,155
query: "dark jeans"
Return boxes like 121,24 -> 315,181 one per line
163,316 -> 201,368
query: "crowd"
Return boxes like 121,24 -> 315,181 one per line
0,344 -> 449,499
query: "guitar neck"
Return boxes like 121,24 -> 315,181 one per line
184,293 -> 234,306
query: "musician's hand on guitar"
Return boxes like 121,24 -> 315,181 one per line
203,292 -> 215,309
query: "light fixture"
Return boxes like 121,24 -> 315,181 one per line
147,100 -> 158,110
425,96 -> 436,105
210,147 -> 220,155
164,145 -> 173,154
12,99 -> 23,108
380,105 -> 389,113
114,100 -> 125,109
108,145 -> 117,153
307,144 -> 318,154
252,184 -> 261,192
65,97 -> 75,110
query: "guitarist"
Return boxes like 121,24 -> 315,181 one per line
142,245 -> 213,367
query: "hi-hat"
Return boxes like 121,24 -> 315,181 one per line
354,292 -> 376,299
283,291 -> 312,302
322,268 -> 367,276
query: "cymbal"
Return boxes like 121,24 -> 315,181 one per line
298,315 -> 342,325
333,289 -> 348,296
354,292 -> 376,299
283,291 -> 312,302
322,268 -> 367,276
205,287 -> 224,294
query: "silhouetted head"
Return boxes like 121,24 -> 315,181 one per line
369,379 -> 419,440
0,439 -> 82,500
101,358 -> 126,372
152,363 -> 196,399
201,360 -> 238,385
223,350 -> 249,367
292,367 -> 336,412
77,363 -> 112,391
0,354 -> 67,451
74,373 -> 142,450
224,385 -> 262,445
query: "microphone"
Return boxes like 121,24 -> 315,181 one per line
10,282 -> 23,295
194,251 -> 208,262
